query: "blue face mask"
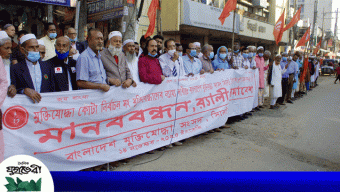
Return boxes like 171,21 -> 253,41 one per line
49,33 -> 57,39
56,49 -> 70,60
148,52 -> 158,58
234,50 -> 240,53
209,52 -> 214,59
282,57 -> 287,61
189,49 -> 197,57
250,53 -> 255,57
258,53 -> 263,57
243,53 -> 248,58
27,51 -> 41,62
70,37 -> 77,42
178,52 -> 183,57
219,53 -> 227,59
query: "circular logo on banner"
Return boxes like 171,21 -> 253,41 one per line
3,106 -> 29,130
0,155 -> 54,192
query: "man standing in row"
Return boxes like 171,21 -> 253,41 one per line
182,43 -> 205,76
66,27 -> 85,61
101,31 -> 135,88
199,44 -> 214,74
40,23 -> 57,61
153,35 -> 164,56
123,39 -> 140,84
11,30 -> 28,65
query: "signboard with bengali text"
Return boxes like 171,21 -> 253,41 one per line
87,0 -> 124,23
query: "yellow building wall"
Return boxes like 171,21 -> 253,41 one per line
137,0 -> 159,42
161,0 -> 180,32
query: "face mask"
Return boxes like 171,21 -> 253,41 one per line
282,57 -> 287,61
258,53 -> 264,57
288,56 -> 292,61
178,52 -> 183,57
56,49 -> 69,60
148,52 -> 157,58
209,52 -> 214,59
27,51 -> 41,62
49,33 -> 57,39
234,50 -> 240,53
168,49 -> 176,57
219,53 -> 227,60
243,53 -> 248,58
189,49 -> 197,57
70,37 -> 77,42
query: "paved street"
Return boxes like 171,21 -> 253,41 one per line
111,75 -> 340,171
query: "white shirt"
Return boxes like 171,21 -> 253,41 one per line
158,53 -> 187,77
71,42 -> 80,61
26,59 -> 42,93
126,56 -> 139,83
40,36 -> 56,61
64,58 -> 73,91
3,59 -> 10,84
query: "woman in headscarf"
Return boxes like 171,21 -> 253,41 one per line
212,46 -> 229,71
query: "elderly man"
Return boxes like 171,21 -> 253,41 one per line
254,46 -> 269,110
138,39 -> 165,84
247,46 -> 257,69
153,35 -> 164,56
291,52 -> 300,100
124,39 -> 140,84
11,34 -> 56,103
228,43 -> 243,69
76,28 -> 110,92
199,44 -> 215,74
37,40 -> 46,61
182,43 -> 205,76
101,31 -> 135,88
159,38 -> 187,77
0,31 -> 16,98
0,56 -> 8,163
263,50 -> 272,98
4,24 -> 16,49
40,23 -> 57,61
66,27 -> 85,61
11,30 -> 28,65
47,36 -> 78,91
193,42 -> 203,58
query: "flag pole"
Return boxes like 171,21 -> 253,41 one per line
232,10 -> 236,50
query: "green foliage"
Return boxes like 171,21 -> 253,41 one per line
4,177 -> 42,191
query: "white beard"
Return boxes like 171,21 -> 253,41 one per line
108,45 -> 122,56
126,52 -> 137,63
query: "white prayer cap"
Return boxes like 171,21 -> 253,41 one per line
193,42 -> 201,47
20,34 -> 36,44
37,39 -> 45,46
108,31 -> 122,40
0,31 -> 9,40
276,54 -> 281,57
123,39 -> 134,47
257,46 -> 264,50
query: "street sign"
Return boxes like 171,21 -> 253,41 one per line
24,0 -> 71,7
87,0 -> 124,23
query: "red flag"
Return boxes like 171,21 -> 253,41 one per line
296,27 -> 310,47
273,9 -> 285,45
313,38 -> 322,55
218,0 -> 237,25
144,0 -> 160,38
283,6 -> 302,32
127,0 -> 135,4
300,56 -> 309,83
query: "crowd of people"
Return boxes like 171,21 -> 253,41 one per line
0,23 -> 326,170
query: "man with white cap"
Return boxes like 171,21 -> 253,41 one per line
254,46 -> 269,110
101,31 -> 135,88
123,39 -> 140,83
76,28 -> 110,92
11,34 -> 56,103
47,36 -> 78,91
39,22 -> 57,61
37,39 -> 46,61
159,38 -> 187,78
193,42 -> 203,58
0,31 -> 16,98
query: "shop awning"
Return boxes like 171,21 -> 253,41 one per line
25,0 -> 76,7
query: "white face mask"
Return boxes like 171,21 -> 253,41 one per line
108,44 -> 122,56
168,49 -> 176,57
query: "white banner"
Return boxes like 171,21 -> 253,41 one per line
1,69 -> 259,171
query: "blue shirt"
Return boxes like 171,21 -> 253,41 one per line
280,60 -> 296,78
212,56 -> 229,70
76,47 -> 107,84
26,59 -> 42,93
182,55 -> 203,74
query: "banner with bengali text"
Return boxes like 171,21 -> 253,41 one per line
1,69 -> 259,171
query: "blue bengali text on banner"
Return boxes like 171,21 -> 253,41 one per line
1,69 -> 259,171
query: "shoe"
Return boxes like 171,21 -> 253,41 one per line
220,125 -> 231,129
255,107 -> 261,111
274,106 -> 280,109
147,150 -> 155,154
202,132 -> 209,135
214,128 -> 222,132
259,106 -> 264,108
269,105 -> 275,109
287,100 -> 293,104
173,142 -> 182,146
208,130 -> 215,133
246,112 -> 252,116
166,144 -> 173,148
242,115 -> 249,119
279,103 -> 286,105
157,147 -> 166,151
250,109 -> 255,112
94,165 -> 104,171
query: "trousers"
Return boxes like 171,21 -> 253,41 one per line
277,78 -> 288,104
258,88 -> 264,106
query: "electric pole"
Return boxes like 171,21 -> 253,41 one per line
291,0 -> 297,52
333,8 -> 338,53
309,0 -> 318,53
322,8 -> 324,49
